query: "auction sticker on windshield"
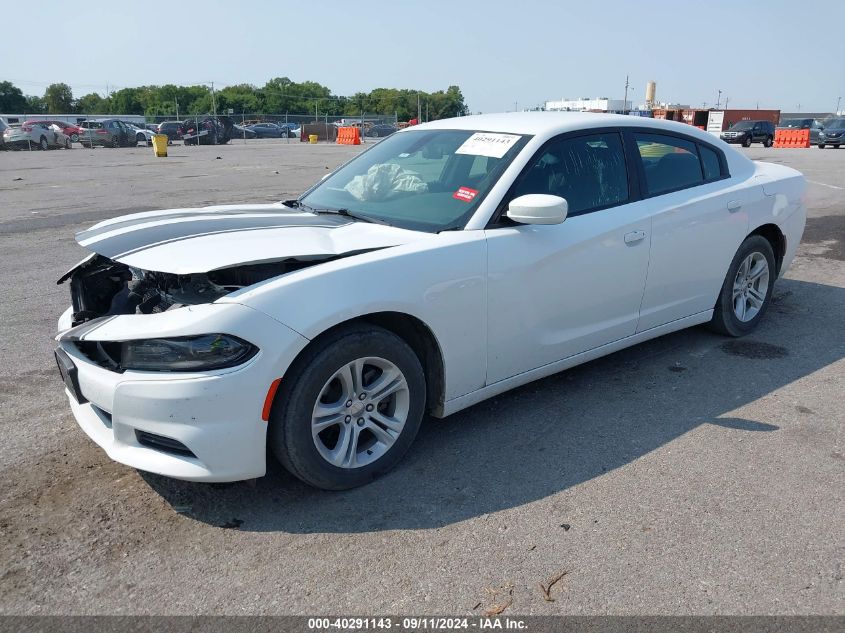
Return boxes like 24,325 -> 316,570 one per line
455,132 -> 522,158
452,186 -> 479,202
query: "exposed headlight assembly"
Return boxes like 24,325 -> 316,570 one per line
120,334 -> 258,372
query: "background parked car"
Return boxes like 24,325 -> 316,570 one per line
778,118 -> 825,147
366,123 -> 399,138
79,119 -> 135,148
819,118 -> 845,148
183,116 -> 237,145
3,122 -> 72,150
232,124 -> 257,139
720,120 -> 775,147
156,121 -> 184,142
120,121 -> 154,146
246,122 -> 287,138
0,117 -> 8,150
25,119 -> 85,143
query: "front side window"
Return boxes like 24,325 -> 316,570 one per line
634,133 -> 703,195
511,132 -> 628,215
299,129 -> 531,232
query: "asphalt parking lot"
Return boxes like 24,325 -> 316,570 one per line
0,139 -> 842,615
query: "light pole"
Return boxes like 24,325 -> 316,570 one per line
623,75 -> 629,113
837,96 -> 842,115
716,90 -> 722,109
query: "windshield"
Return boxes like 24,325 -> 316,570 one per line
780,119 -> 811,128
729,121 -> 755,130
824,118 -> 845,130
299,129 -> 531,232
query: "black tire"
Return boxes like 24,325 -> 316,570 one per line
65,138 -> 71,149
819,143 -> 826,149
742,136 -> 752,148
111,135 -> 121,148
39,136 -> 49,151
268,324 -> 426,490
137,133 -> 145,145
763,136 -> 773,147
708,235 -> 776,337
70,133 -> 79,142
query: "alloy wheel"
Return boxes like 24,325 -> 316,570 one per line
311,357 -> 410,469
732,252 -> 769,322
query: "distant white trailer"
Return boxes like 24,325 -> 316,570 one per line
0,113 -> 146,126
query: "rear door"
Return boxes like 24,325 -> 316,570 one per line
631,131 -> 751,331
485,129 -> 652,383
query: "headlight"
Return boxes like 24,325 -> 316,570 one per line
120,334 -> 258,372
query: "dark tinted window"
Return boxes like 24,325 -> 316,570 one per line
634,133 -> 703,195
699,145 -> 721,181
513,132 -> 628,214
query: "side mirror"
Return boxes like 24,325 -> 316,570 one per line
505,194 -> 568,225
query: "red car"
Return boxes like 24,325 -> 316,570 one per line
24,119 -> 84,143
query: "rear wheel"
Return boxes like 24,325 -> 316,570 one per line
70,133 -> 79,142
39,136 -> 49,151
708,235 -> 776,337
111,135 -> 121,148
763,136 -> 773,147
269,324 -> 426,490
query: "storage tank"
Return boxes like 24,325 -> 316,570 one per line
645,81 -> 657,108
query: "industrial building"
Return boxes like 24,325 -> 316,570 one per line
542,80 -> 783,134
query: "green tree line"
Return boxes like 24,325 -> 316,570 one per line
0,79 -> 468,121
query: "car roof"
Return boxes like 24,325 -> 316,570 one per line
410,111 -> 715,139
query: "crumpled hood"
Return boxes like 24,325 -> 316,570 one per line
74,202 -> 430,274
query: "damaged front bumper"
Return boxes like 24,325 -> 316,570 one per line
55,302 -> 309,482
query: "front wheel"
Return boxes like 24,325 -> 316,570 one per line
742,136 -> 752,148
269,325 -> 426,490
819,143 -> 826,149
708,235 -> 776,337
763,136 -> 773,147
39,136 -> 49,151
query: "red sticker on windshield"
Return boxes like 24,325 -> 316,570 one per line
453,186 -> 479,202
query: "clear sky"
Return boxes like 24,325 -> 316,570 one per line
3,0 -> 843,114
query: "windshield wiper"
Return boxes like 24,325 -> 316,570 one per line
292,201 -> 389,225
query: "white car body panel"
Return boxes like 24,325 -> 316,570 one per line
484,205 -> 651,383
55,112 -> 807,482
75,203 -> 432,273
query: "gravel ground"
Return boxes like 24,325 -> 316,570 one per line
0,139 -> 842,615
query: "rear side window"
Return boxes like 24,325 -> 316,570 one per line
699,145 -> 722,181
634,133 -> 703,195
513,132 -> 628,215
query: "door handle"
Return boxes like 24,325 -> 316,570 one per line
727,200 -> 742,212
624,230 -> 647,244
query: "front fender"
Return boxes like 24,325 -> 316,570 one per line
222,231 -> 488,401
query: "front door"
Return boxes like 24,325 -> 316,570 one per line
485,130 -> 652,384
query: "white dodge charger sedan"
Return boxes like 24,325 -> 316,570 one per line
55,113 -> 806,490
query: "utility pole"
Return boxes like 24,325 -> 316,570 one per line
623,75 -> 629,113
724,97 -> 729,110
716,90 -> 722,109
837,96 -> 842,115
210,82 -> 216,120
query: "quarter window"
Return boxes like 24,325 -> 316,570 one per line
634,133 -> 703,195
699,145 -> 722,181
512,132 -> 628,215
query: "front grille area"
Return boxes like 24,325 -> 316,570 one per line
135,431 -> 196,457
74,341 -> 122,372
